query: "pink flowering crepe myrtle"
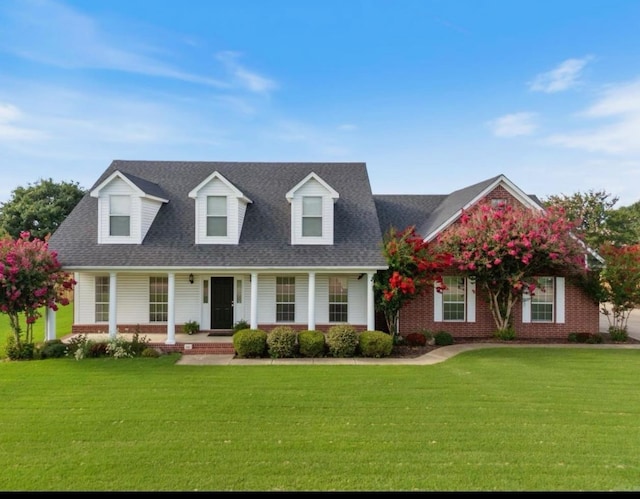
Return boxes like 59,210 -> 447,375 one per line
435,201 -> 589,333
0,231 -> 76,346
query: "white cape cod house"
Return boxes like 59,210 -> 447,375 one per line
47,161 -> 388,344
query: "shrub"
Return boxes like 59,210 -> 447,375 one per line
568,332 -> 604,344
37,339 -> 67,359
326,324 -> 358,358
359,330 -> 393,358
405,332 -> 427,347
5,335 -> 35,360
298,330 -> 325,358
233,319 -> 251,332
434,330 -> 454,346
233,329 -> 267,358
493,328 -> 516,341
267,326 -> 298,358
141,347 -> 161,358
609,326 -> 629,343
182,320 -> 200,335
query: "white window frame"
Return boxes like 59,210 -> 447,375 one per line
531,277 -> 554,322
206,195 -> 228,237
276,276 -> 295,322
302,196 -> 322,237
149,276 -> 168,322
109,195 -> 131,236
329,276 -> 348,323
434,277 -> 476,323
522,277 -> 565,324
95,276 -> 109,322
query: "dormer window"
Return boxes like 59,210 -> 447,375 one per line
286,172 -> 339,246
109,195 -> 131,236
302,196 -> 322,237
206,196 -> 228,237
90,170 -> 168,244
188,171 -> 252,245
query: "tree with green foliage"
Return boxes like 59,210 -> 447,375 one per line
607,201 -> 640,246
0,231 -> 75,355
598,244 -> 640,334
0,178 -> 86,240
374,226 -> 452,342
542,189 -> 619,250
436,202 -> 590,336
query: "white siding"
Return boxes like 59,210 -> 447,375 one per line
347,275 -> 367,325
76,273 -> 97,324
257,275 -> 277,324
290,179 -> 335,245
315,276 -> 329,323
140,198 -> 163,242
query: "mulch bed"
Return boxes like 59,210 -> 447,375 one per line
390,334 -> 640,358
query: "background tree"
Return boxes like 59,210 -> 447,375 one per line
374,226 -> 452,342
436,202 -> 590,336
0,232 -> 75,354
542,189 -> 619,249
0,178 -> 86,240
607,201 -> 640,246
598,244 -> 640,334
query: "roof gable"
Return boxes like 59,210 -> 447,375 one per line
90,170 -> 169,203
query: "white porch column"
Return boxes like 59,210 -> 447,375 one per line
45,307 -> 56,341
108,272 -> 117,339
367,271 -> 375,331
308,271 -> 316,331
166,272 -> 176,345
250,272 -> 258,329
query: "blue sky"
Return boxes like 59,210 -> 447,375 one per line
2,0 -> 640,207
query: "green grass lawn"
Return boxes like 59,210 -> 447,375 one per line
1,347 -> 640,491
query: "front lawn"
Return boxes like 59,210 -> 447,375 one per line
1,347 -> 639,491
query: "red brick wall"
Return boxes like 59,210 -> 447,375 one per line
399,279 -> 599,340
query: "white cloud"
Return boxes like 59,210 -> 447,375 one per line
0,102 -> 47,141
216,51 -> 277,94
529,56 -> 593,93
487,112 -> 538,137
547,79 -> 640,154
0,0 -> 228,87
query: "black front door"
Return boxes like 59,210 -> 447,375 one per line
211,277 -> 234,329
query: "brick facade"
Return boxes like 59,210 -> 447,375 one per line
399,279 -> 599,340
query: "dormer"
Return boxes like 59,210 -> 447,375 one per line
286,172 -> 339,245
188,171 -> 252,245
90,171 -> 169,244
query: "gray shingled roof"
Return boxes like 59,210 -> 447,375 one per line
48,161 -> 388,270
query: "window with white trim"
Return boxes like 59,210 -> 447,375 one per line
302,196 -> 322,237
276,277 -> 295,322
442,276 -> 466,321
531,277 -> 554,322
491,198 -> 507,208
206,196 -> 228,237
329,276 -> 348,322
95,276 -> 109,322
149,276 -> 168,322
109,195 -> 131,236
